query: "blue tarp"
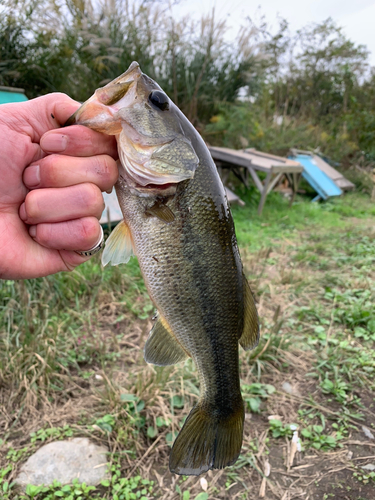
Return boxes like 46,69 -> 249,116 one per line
289,153 -> 342,200
0,87 -> 28,104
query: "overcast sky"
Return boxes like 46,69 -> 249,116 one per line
173,0 -> 375,66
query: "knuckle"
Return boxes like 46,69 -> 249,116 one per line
78,217 -> 99,244
40,155 -> 60,185
93,155 -> 118,187
81,183 -> 105,214
35,225 -> 49,245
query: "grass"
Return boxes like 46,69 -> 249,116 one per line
1,190 -> 375,499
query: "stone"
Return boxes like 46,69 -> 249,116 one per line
361,464 -> 375,471
282,381 -> 301,396
362,425 -> 375,440
16,438 -> 109,488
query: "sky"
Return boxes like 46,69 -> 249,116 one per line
173,0 -> 375,66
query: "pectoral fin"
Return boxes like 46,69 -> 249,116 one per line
101,220 -> 134,267
146,202 -> 175,223
239,273 -> 260,350
144,314 -> 189,366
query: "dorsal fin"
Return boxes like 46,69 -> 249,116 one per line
239,273 -> 260,350
144,314 -> 189,366
101,220 -> 134,267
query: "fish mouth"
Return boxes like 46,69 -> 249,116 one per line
64,62 -> 142,132
64,61 -> 198,189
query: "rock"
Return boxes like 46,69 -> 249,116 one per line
362,426 -> 375,440
361,464 -> 375,471
281,381 -> 302,397
281,382 -> 301,396
16,438 -> 109,488
282,382 -> 293,394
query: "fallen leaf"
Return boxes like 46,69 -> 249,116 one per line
200,477 -> 208,491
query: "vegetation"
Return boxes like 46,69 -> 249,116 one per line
1,1 -> 375,497
1,0 -> 375,169
1,192 -> 375,498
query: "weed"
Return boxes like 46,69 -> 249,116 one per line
242,383 -> 276,413
30,426 -> 74,443
1,191 -> 375,499
353,470 -> 375,485
0,467 -> 155,500
300,425 -> 343,450
269,419 -> 297,438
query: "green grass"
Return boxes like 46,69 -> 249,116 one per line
1,190 -> 375,499
232,188 -> 375,251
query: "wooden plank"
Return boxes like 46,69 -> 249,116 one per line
289,149 -> 354,190
225,187 -> 245,206
209,146 -> 305,214
312,155 -> 354,190
292,154 -> 342,200
209,146 -> 303,173
209,146 -> 256,169
244,148 -> 301,167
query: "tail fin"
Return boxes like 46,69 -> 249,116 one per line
169,402 -> 244,476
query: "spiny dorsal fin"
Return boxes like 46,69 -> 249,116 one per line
146,202 -> 175,223
144,314 -> 189,366
101,220 -> 134,267
239,273 -> 260,350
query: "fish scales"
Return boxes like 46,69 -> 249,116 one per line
116,136 -> 244,407
65,61 -> 259,475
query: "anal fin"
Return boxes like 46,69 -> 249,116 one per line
144,314 -> 189,366
239,273 -> 260,350
101,220 -> 134,267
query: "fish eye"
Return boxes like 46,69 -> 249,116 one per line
149,91 -> 169,111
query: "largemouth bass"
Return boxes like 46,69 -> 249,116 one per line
66,62 -> 259,475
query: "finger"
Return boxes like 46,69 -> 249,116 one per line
0,212 -> 92,279
1,93 -> 82,166
28,217 -> 103,251
40,125 -> 118,158
19,93 -> 81,140
24,154 -> 118,192
19,183 -> 104,225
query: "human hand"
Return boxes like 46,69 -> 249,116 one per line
0,92 -> 118,279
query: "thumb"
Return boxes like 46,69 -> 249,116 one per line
19,93 -> 82,142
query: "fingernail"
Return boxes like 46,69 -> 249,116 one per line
19,203 -> 27,221
24,165 -> 40,187
41,133 -> 68,152
29,225 -> 37,238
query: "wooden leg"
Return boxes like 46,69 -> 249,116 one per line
289,173 -> 301,207
248,167 -> 264,193
266,172 -> 283,194
258,171 -> 273,216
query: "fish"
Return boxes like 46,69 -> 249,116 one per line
65,61 -> 259,475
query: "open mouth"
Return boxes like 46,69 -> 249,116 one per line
141,182 -> 175,190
